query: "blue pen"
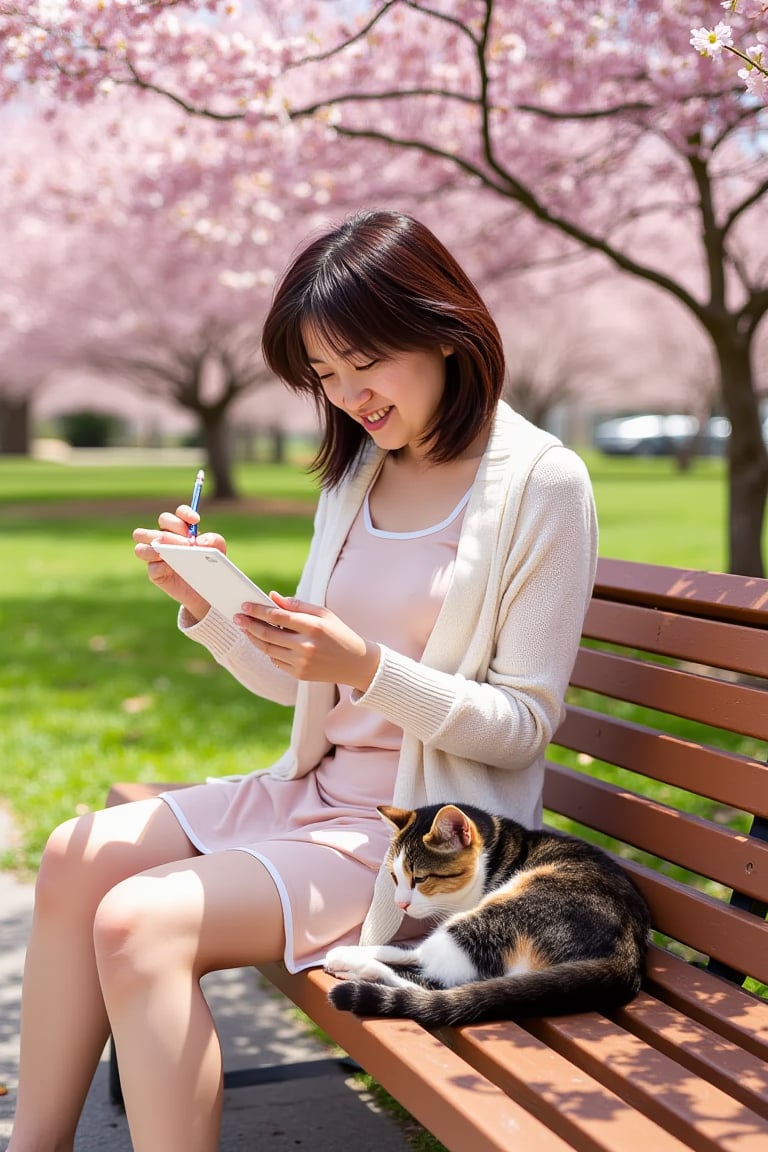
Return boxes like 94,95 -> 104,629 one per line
188,469 -> 205,540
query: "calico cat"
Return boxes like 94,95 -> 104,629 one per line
324,802 -> 650,1027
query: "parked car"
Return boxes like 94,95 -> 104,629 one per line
593,414 -> 700,456
593,413 -> 768,457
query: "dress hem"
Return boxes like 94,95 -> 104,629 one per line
158,792 -> 320,975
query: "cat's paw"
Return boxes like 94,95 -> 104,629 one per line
324,947 -> 389,983
323,946 -> 366,980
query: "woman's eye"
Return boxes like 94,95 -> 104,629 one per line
355,359 -> 378,372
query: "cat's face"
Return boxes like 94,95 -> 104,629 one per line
379,804 -> 486,920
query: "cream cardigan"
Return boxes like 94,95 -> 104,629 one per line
183,401 -> 598,945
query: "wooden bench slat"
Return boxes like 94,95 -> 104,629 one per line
445,1021 -> 694,1152
582,599 -> 768,678
106,782 -> 182,806
612,991 -> 768,1118
593,559 -> 768,625
543,764 -> 768,901
259,963 -> 573,1152
570,648 -> 768,741
527,1012 -> 768,1152
643,946 -> 768,1061
620,861 -> 768,984
553,707 -> 768,816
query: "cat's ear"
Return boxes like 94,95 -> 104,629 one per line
426,805 -> 475,852
377,805 -> 415,833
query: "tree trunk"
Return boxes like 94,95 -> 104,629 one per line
0,395 -> 32,455
715,334 -> 767,577
199,408 -> 238,500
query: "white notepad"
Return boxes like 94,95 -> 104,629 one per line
150,543 -> 276,619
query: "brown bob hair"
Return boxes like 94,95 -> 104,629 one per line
261,209 -> 505,488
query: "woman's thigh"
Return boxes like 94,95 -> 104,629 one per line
94,850 -> 288,976
36,798 -> 200,915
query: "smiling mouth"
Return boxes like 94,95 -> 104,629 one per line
362,407 -> 392,427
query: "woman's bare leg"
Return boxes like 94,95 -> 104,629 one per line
8,799 -> 198,1152
92,851 -> 286,1152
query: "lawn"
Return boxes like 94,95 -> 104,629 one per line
0,449 -> 760,872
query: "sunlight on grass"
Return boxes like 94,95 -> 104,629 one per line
0,452 -> 764,873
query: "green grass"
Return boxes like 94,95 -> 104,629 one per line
0,505 -> 314,872
0,449 -> 759,872
0,456 -> 319,506
583,451 -> 734,569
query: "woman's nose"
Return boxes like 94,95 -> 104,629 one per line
343,384 -> 373,412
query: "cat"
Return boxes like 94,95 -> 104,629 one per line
324,801 -> 650,1027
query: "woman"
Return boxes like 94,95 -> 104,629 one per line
9,209 -> 597,1152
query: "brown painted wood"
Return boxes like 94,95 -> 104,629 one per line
593,559 -> 768,624
106,781 -> 181,806
570,648 -> 768,740
619,861 -> 768,984
582,599 -> 768,678
527,1012 -> 768,1152
612,991 -> 768,1118
552,707 -> 768,816
445,1021 -> 694,1152
643,946 -> 768,1061
543,764 -> 768,901
260,963 -> 572,1152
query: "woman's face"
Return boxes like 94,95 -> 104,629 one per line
303,326 -> 452,461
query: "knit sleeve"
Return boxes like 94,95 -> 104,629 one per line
177,606 -> 297,706
353,446 -> 597,770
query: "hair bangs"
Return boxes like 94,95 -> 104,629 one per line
302,270 -> 425,366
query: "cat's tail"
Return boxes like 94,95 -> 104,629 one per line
328,956 -> 642,1027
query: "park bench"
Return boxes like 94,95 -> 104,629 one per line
106,556 -> 768,1152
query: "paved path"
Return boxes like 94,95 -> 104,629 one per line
0,857 -> 412,1152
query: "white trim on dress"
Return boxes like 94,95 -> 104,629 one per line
363,486 -> 473,539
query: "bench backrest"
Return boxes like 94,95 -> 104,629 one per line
545,557 -> 768,992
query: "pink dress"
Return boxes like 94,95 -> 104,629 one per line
161,487 -> 471,971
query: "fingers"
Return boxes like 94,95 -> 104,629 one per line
158,506 -> 198,536
132,523 -> 227,563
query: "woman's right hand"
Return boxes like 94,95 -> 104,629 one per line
132,505 -> 228,623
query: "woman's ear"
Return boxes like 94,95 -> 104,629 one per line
440,343 -> 455,358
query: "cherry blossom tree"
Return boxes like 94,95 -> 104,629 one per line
4,1 -> 768,572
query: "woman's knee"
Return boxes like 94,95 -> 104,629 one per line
93,873 -> 193,993
34,814 -> 99,916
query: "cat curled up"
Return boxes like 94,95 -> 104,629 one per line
324,803 -> 650,1027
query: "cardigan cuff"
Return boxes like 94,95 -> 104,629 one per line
353,644 -> 456,743
177,604 -> 250,662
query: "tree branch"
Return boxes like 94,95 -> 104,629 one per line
118,59 -> 243,121
328,121 -> 707,322
723,175 -> 768,237
286,1 -> 400,67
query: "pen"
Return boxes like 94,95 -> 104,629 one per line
188,469 -> 204,540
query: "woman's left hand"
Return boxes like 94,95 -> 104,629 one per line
234,593 -> 381,692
